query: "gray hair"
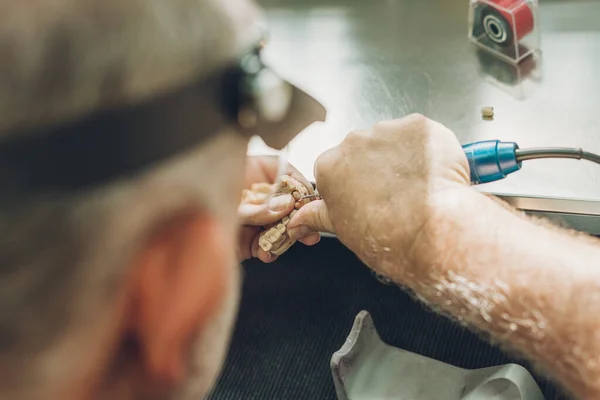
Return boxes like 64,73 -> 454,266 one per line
0,0 -> 260,396
0,0 -> 262,137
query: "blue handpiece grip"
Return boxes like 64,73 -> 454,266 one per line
462,140 -> 521,184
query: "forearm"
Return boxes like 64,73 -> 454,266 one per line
387,189 -> 600,399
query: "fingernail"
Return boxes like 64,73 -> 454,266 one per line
269,194 -> 292,211
288,225 -> 312,240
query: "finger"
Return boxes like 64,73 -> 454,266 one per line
269,157 -> 313,192
244,155 -> 278,187
257,248 -> 278,263
313,146 -> 342,195
287,200 -> 334,240
248,155 -> 314,193
237,227 -> 256,262
238,194 -> 294,225
298,232 -> 321,246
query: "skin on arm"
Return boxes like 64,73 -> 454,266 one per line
410,189 -> 600,400
289,114 -> 600,400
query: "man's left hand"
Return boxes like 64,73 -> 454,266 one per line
237,156 -> 321,263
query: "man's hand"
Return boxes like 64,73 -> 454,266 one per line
288,114 -> 470,274
237,156 -> 321,263
290,114 -> 600,400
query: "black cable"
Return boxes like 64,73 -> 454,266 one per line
515,147 -> 600,165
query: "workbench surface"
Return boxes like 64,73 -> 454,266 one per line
249,0 -> 600,233
209,240 -> 571,399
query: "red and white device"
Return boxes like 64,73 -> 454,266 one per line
469,0 -> 539,64
480,0 -> 534,47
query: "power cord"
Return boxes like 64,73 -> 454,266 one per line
462,140 -> 600,184
515,147 -> 600,165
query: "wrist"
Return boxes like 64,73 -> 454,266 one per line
407,187 -> 504,276
359,186 -> 484,282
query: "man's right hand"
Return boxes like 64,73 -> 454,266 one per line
292,114 -> 600,400
288,114 -> 471,275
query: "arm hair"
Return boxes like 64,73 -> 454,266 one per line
383,189 -> 600,400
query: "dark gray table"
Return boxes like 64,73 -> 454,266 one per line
249,0 -> 600,234
209,239 -> 571,399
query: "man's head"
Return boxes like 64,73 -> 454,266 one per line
0,0 -> 267,398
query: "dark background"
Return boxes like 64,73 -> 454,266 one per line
208,238 -> 570,400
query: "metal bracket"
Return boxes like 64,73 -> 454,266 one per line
331,310 -> 545,400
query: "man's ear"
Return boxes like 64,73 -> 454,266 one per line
128,211 -> 229,392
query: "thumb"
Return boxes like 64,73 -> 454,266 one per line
287,200 -> 334,240
238,194 -> 294,225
